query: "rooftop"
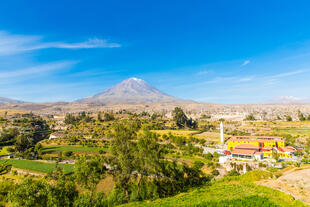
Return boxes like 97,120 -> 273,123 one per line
231,149 -> 257,155
235,144 -> 259,149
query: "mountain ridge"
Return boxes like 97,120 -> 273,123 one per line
0,97 -> 24,104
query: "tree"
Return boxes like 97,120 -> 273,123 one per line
8,178 -> 78,207
74,156 -> 107,192
172,107 -> 197,129
14,117 -> 49,156
97,112 -> 102,121
104,113 -> 115,121
286,115 -> 292,122
298,110 -> 306,121
172,107 -> 188,128
0,128 -> 19,145
244,114 -> 256,121
107,122 -> 137,202
135,130 -> 163,199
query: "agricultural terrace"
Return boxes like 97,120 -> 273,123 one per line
0,159 -> 74,174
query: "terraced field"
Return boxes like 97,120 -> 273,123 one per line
0,159 -> 74,174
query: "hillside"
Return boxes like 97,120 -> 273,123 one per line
120,171 -> 307,207
77,77 -> 187,103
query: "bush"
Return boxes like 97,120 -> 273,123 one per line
211,169 -> 220,176
64,151 -> 73,157
228,169 -> 240,176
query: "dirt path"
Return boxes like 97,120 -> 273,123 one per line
258,167 -> 310,205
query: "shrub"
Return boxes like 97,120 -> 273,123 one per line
211,169 -> 220,176
64,151 -> 73,157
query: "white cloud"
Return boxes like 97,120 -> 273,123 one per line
268,96 -> 310,104
241,60 -> 250,66
196,70 -> 213,75
271,69 -> 306,78
237,77 -> 253,82
0,31 -> 120,55
0,61 -> 77,79
203,76 -> 253,84
47,38 -> 121,49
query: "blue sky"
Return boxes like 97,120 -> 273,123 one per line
1,0 -> 310,103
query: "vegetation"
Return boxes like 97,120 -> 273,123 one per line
0,109 -> 309,206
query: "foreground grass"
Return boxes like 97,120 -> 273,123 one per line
0,159 -> 74,174
120,171 -> 306,207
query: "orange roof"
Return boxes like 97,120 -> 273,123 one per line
255,152 -> 263,155
229,139 -> 278,143
282,146 -> 296,153
231,149 -> 256,155
235,144 -> 259,149
232,136 -> 283,140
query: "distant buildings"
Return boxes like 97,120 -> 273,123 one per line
226,136 -> 296,160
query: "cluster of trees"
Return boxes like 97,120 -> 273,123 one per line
297,110 -> 310,121
0,128 -> 19,146
1,120 -> 210,206
105,121 -> 209,203
0,117 -> 50,158
97,112 -> 115,122
64,112 -> 93,125
172,107 -> 197,129
244,114 -> 256,121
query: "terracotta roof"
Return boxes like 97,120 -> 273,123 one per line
229,139 -> 278,143
231,149 -> 256,155
232,136 -> 283,139
282,146 -> 296,153
255,152 -> 263,155
235,144 -> 259,149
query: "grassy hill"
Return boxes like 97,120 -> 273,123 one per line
120,171 -> 307,207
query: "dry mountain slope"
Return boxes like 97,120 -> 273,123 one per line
77,77 -> 189,103
0,97 -> 24,104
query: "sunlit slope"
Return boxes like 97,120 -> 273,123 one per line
120,171 -> 307,207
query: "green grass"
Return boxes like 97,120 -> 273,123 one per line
120,171 -> 306,207
42,145 -> 106,154
0,147 -> 11,156
0,159 -> 74,174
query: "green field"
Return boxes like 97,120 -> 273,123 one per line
120,171 -> 306,207
42,145 -> 106,154
0,159 -> 74,174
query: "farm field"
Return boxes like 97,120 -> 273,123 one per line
0,159 -> 74,174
